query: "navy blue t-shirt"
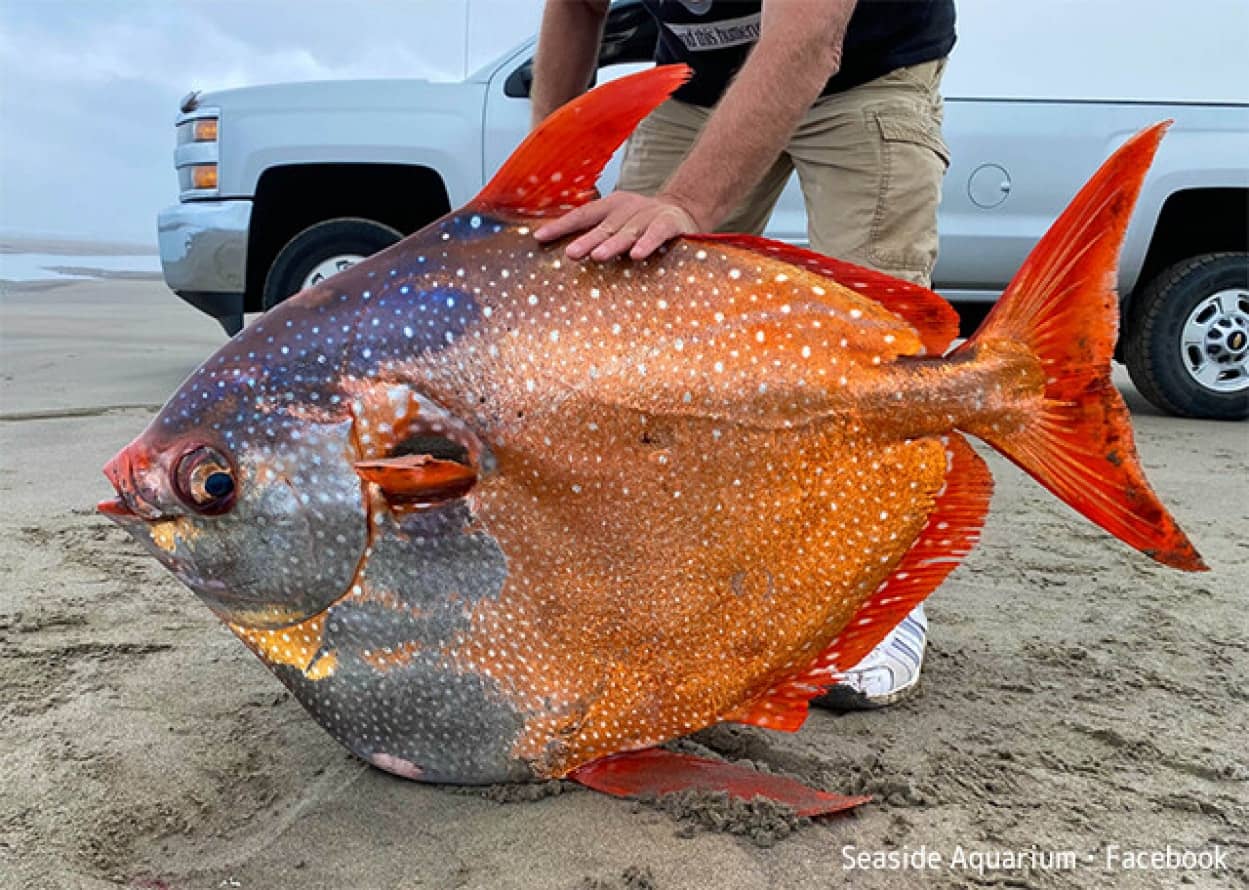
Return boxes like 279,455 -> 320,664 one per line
643,0 -> 957,106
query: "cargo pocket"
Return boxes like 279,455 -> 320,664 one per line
865,107 -> 950,281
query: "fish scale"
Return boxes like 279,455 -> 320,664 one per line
454,426 -> 945,773
100,66 -> 1203,813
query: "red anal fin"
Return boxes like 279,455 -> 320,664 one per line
691,234 -> 960,355
570,748 -> 869,818
723,434 -> 992,732
354,455 -> 476,502
471,65 -> 691,218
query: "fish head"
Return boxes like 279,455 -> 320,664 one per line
98,305 -> 369,628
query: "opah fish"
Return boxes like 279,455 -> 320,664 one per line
99,67 -> 1204,815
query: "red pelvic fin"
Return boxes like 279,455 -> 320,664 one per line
691,234 -> 960,355
956,121 -> 1206,572
569,748 -> 869,818
723,434 -> 991,732
354,454 -> 476,502
470,65 -> 691,218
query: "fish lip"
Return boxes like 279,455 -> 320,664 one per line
102,445 -> 167,520
97,496 -> 136,518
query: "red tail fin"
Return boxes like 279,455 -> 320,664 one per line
471,65 -> 691,218
959,122 -> 1205,571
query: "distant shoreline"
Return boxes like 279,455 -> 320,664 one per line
0,236 -> 158,256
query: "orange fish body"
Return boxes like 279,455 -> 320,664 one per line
100,67 -> 1202,809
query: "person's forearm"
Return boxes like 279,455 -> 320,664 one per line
661,0 -> 854,229
530,0 -> 610,128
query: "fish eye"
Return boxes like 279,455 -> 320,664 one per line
204,471 -> 234,498
174,445 -> 237,515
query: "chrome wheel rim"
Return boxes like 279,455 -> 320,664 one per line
302,254 -> 364,289
1180,287 -> 1249,393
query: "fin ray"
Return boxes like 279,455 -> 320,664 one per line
570,748 -> 868,818
690,234 -> 960,355
471,65 -> 691,217
723,434 -> 991,732
956,121 -> 1206,571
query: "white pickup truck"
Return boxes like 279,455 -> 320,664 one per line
157,0 -> 1249,420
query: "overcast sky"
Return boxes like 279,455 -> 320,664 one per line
2,1 -> 1245,247
0,0 -> 545,245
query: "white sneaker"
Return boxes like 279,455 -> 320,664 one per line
813,604 -> 927,711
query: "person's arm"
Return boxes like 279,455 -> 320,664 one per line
536,0 -> 856,261
530,0 -> 611,129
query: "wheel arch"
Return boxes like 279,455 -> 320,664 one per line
1117,187 -> 1247,361
244,163 -> 451,312
1128,188 -> 1248,305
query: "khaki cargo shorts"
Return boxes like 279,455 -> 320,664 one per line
617,58 -> 949,287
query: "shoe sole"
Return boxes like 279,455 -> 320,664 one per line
810,659 -> 924,713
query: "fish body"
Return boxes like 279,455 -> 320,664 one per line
101,67 -> 1203,793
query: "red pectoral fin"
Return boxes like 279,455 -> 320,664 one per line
354,455 -> 476,502
570,748 -> 869,818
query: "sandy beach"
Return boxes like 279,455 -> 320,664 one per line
1,277 -> 1245,890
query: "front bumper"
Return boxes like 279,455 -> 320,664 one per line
157,199 -> 252,334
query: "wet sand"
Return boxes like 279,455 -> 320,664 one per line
1,279 -> 1245,889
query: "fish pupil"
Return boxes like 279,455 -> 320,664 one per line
205,472 -> 234,498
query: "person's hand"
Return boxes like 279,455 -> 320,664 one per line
534,191 -> 702,261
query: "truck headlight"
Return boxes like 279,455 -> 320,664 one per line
192,118 -> 218,143
175,104 -> 221,197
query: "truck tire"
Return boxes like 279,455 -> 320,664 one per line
262,217 -> 402,311
1124,252 -> 1249,420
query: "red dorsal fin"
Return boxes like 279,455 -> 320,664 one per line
570,748 -> 869,818
723,434 -> 992,732
470,65 -> 691,218
691,233 -> 960,355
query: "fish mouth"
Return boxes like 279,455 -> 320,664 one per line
100,443 -> 166,522
97,496 -> 136,518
